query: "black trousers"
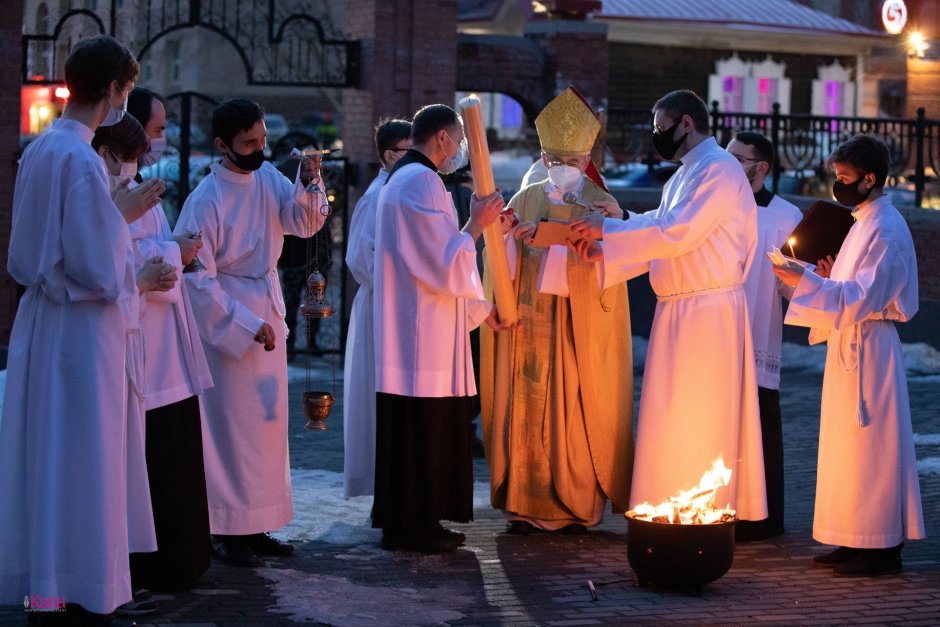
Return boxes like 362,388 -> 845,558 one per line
736,386 -> 785,540
371,393 -> 474,530
130,395 -> 210,590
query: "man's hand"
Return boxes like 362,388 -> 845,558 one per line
137,256 -> 177,292
571,237 -> 604,264
484,306 -> 518,332
254,321 -> 276,351
174,231 -> 204,265
569,211 -> 605,240
464,191 -> 504,241
300,155 -> 322,187
113,178 -> 165,224
514,221 -> 537,245
772,259 -> 806,288
815,255 -> 835,278
591,200 -> 624,219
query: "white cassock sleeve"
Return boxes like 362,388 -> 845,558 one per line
599,161 -> 732,285
345,193 -> 377,289
176,197 -> 263,360
785,231 -> 914,335
62,174 -> 129,303
396,175 -> 487,301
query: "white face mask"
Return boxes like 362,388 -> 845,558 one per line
107,150 -> 138,190
99,86 -> 128,128
139,137 -> 167,167
439,133 -> 468,175
547,164 -> 582,191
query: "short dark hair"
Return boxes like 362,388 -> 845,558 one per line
128,87 -> 167,129
375,118 -> 412,167
827,134 -> 890,187
91,114 -> 150,162
733,131 -> 776,167
653,90 -> 709,134
64,35 -> 139,105
212,98 -> 265,147
411,104 -> 460,145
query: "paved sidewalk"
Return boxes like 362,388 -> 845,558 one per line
1,360 -> 938,625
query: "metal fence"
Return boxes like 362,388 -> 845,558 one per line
606,103 -> 940,208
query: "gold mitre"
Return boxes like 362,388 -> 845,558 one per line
535,88 -> 600,157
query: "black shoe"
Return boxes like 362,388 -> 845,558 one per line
114,589 -> 158,616
833,546 -> 903,577
211,537 -> 261,567
505,521 -> 538,536
381,528 -> 460,554
812,545 -> 859,568
559,523 -> 587,535
244,532 -> 294,556
434,525 -> 466,545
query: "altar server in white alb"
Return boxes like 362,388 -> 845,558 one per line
0,35 -> 166,619
728,131 -> 803,542
343,118 -> 412,498
372,104 -> 511,554
570,89 -> 767,521
125,86 -> 215,590
774,134 -> 925,576
175,98 -> 328,568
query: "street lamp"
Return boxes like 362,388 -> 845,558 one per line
908,31 -> 929,58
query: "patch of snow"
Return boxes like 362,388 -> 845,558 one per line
917,457 -> 940,475
914,433 -> 940,446
272,468 -> 491,547
258,567 -> 472,626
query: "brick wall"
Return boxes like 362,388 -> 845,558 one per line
340,0 -> 458,316
0,2 -> 23,345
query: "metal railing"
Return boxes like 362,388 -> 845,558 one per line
606,103 -> 940,207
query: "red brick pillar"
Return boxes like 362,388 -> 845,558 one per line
341,0 -> 457,313
0,2 -> 24,347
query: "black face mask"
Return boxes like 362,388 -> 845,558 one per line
225,144 -> 265,172
832,175 -> 872,207
652,119 -> 689,161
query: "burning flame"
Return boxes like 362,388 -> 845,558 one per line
627,458 -> 736,525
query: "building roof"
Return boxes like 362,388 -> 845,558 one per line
598,0 -> 888,37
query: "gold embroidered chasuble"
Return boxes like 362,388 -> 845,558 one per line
481,179 -> 634,524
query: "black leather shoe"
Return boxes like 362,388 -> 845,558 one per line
212,537 -> 261,567
559,523 -> 587,535
434,525 -> 466,545
833,546 -> 902,577
244,532 -> 294,556
505,521 -> 538,535
812,546 -> 859,568
381,528 -> 460,554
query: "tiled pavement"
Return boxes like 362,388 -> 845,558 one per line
2,361 -> 939,626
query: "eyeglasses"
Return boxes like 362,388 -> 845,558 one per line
545,156 -> 584,168
730,155 -> 763,166
389,146 -> 411,153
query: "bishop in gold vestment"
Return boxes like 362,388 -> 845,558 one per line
481,89 -> 633,532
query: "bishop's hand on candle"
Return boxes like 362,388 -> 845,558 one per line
569,211 -> 605,240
